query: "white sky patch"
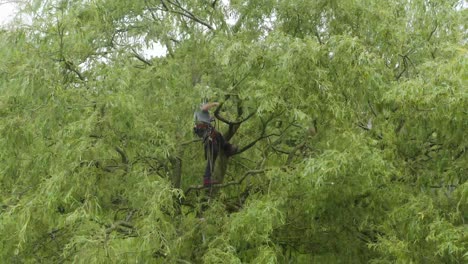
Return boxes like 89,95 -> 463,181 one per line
0,2 -> 18,26
221,0 -> 238,26
143,41 -> 167,58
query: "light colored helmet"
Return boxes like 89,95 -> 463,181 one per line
194,110 -> 212,124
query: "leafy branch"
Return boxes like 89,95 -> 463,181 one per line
214,104 -> 256,126
153,0 -> 214,30
395,52 -> 417,81
105,220 -> 136,236
233,112 -> 283,155
184,169 -> 265,194
131,48 -> 152,66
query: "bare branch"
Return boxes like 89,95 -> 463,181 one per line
235,134 -> 276,155
232,111 -> 283,155
357,122 -> 371,131
163,0 -> 214,30
131,49 -> 152,66
427,22 -> 438,41
64,61 -> 85,81
115,146 -> 129,164
105,220 -> 135,235
286,142 -> 306,165
159,0 -> 169,11
368,100 -> 378,117
185,169 -> 265,194
314,29 -> 323,45
214,105 -> 256,126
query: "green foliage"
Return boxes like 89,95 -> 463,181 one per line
0,0 -> 466,263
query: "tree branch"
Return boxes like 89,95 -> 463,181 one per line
115,146 -> 129,164
163,0 -> 214,30
214,105 -> 256,126
286,141 -> 306,165
395,54 -> 408,80
368,100 -> 378,117
235,134 -> 277,155
314,29 -> 323,45
214,99 -> 256,142
232,112 -> 282,155
427,22 -> 438,42
105,220 -> 135,235
131,49 -> 152,66
184,169 -> 265,194
64,60 -> 85,81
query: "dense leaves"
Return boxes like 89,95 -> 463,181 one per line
1,0 -> 466,263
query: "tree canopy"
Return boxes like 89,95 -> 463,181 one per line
0,0 -> 466,263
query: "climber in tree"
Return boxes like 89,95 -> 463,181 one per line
194,102 -> 237,187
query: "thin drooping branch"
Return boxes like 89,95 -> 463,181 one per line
145,1 -> 175,58
131,49 -> 152,66
368,100 -> 378,117
170,156 -> 182,188
286,141 -> 306,165
427,22 -> 438,41
214,106 -> 256,126
115,146 -> 129,164
105,220 -> 136,236
233,112 -> 281,155
314,29 -> 323,45
235,134 -> 276,155
159,0 -> 169,10
64,60 -> 86,81
214,100 -> 256,142
162,0 -> 214,30
395,53 -> 417,81
357,122 -> 371,131
184,169 -> 265,194
395,53 -> 410,81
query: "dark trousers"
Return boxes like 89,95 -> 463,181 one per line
204,132 -> 224,181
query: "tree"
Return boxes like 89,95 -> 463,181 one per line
0,0 -> 466,263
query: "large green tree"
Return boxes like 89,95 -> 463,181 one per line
1,0 -> 466,263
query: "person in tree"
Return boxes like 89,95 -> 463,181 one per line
193,102 -> 237,187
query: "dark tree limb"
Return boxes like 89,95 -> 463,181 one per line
272,146 -> 290,155
232,112 -> 283,155
314,29 -> 323,45
159,0 -> 169,10
453,149 -> 465,160
105,220 -> 136,235
368,100 -> 378,117
144,1 -> 175,58
427,22 -> 438,42
235,134 -> 277,155
115,146 -> 129,164
214,106 -> 256,126
357,122 -> 371,131
163,0 -> 214,30
286,142 -> 307,165
395,54 -> 408,80
184,169 -> 265,195
395,53 -> 417,80
131,49 -> 152,66
64,60 -> 85,81
214,99 -> 256,142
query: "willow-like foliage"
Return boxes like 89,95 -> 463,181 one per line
0,0 -> 466,263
